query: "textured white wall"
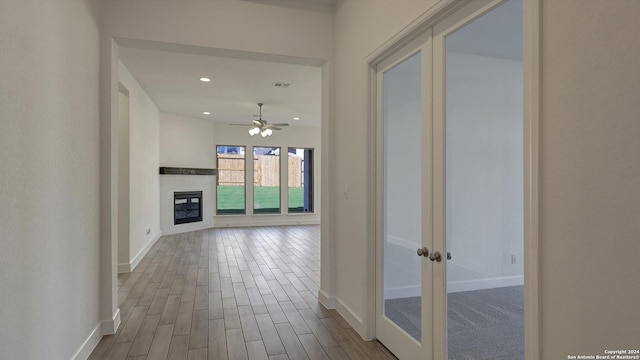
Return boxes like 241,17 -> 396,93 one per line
0,0 -> 102,358
540,0 -> 640,356
118,61 -> 161,270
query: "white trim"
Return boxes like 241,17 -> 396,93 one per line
70,322 -> 103,360
448,276 -> 524,293
384,276 -> 524,299
117,231 -> 162,274
213,217 -> 319,228
335,297 -> 370,341
385,286 -> 421,300
364,0 -> 471,64
318,289 -> 335,309
102,308 -> 121,335
117,262 -> 131,274
523,0 -> 541,359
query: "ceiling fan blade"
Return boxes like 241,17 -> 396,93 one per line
270,127 -> 282,131
252,119 -> 263,126
270,123 -> 289,126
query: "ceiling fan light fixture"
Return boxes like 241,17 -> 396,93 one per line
261,128 -> 273,137
248,127 -> 260,136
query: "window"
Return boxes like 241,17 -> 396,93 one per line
253,147 -> 280,214
288,148 -> 313,213
216,145 -> 245,215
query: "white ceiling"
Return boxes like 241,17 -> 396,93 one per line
118,45 -> 322,127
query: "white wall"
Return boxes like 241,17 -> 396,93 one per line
102,1 -> 332,61
212,123 -> 321,227
445,52 -> 523,292
332,0 -> 440,335
540,0 -> 640,357
159,112 -> 215,235
0,0 -> 103,358
160,112 -> 215,169
118,61 -> 161,272
117,89 -> 131,268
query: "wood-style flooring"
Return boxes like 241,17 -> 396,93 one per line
89,225 -> 397,360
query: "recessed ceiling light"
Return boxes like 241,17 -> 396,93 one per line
199,77 -> 211,82
293,117 -> 300,120
203,111 -> 211,115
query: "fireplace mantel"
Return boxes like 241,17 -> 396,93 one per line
159,167 -> 217,176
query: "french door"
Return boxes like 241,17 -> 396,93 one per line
375,1 -> 526,359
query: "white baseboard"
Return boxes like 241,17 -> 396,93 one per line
102,308 -> 121,335
118,232 -> 161,273
386,234 -> 418,250
384,276 -> 524,298
117,262 -> 131,274
213,215 -> 320,228
335,297 -> 367,339
70,307 -> 121,360
70,322 -> 103,360
318,289 -> 335,309
385,285 -> 421,299
448,275 -> 524,293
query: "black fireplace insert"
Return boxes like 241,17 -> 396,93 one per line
174,191 -> 203,225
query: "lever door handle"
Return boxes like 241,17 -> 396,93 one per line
416,247 -> 429,257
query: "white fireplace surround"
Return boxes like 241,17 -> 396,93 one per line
160,174 -> 214,235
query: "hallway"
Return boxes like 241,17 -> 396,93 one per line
89,226 -> 395,360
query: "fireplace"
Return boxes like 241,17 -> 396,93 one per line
174,191 -> 203,225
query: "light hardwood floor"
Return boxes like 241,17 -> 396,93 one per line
89,225 -> 397,360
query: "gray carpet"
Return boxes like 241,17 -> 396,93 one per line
384,285 -> 524,360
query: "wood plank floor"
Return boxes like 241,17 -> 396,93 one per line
89,225 -> 397,360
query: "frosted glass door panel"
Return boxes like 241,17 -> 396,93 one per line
444,1 -> 524,358
383,51 -> 423,342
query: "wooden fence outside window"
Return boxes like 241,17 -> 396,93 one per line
217,154 -> 304,187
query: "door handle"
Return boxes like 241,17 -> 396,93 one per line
447,252 -> 452,260
429,251 -> 442,262
416,247 -> 429,257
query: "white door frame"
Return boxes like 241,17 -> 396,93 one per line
364,0 -> 541,358
374,29 -> 433,360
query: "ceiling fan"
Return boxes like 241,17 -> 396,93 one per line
231,103 -> 289,137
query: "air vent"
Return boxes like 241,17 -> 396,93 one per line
273,82 -> 290,88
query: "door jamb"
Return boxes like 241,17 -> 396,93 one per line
364,1 -> 541,358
